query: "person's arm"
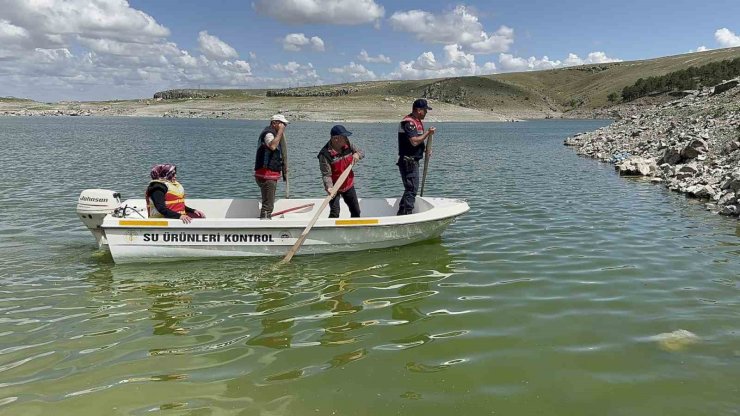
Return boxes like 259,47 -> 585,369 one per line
184,205 -> 205,218
266,124 -> 285,151
350,142 -> 364,161
318,153 -> 333,192
409,126 -> 435,146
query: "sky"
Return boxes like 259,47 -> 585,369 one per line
0,0 -> 738,101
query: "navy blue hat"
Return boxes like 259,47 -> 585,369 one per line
330,125 -> 352,137
412,98 -> 432,110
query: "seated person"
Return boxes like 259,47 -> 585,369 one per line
145,164 -> 205,223
317,125 -> 363,218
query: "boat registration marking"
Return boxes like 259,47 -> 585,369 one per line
119,220 -> 169,227
334,219 -> 379,226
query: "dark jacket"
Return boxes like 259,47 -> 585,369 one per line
254,126 -> 283,172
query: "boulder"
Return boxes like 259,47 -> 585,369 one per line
616,156 -> 656,176
720,169 -> 740,191
712,79 -> 739,95
681,138 -> 708,160
675,163 -> 700,180
722,141 -> 739,154
685,184 -> 714,199
719,205 -> 739,216
661,147 -> 682,165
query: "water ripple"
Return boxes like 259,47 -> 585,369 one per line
0,118 -> 738,415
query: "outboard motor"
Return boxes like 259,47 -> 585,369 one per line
77,189 -> 121,247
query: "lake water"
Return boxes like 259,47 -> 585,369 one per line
0,117 -> 738,415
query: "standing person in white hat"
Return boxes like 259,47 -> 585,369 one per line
254,114 -> 289,219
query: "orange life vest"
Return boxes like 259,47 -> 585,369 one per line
146,180 -> 186,218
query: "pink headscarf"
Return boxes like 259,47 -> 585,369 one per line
150,164 -> 176,181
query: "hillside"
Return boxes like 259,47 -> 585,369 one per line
2,47 -> 739,121
493,47 -> 740,110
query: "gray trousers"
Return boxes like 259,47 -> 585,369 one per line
255,177 -> 277,218
397,156 -> 419,215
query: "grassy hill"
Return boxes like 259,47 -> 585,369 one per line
4,47 -> 739,121
491,47 -> 740,110
150,47 -> 740,117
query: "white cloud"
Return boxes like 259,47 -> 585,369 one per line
328,61 -> 377,81
690,46 -> 710,53
387,44 -> 497,80
198,31 -> 238,60
0,0 -> 255,100
561,51 -> 622,66
481,62 -> 497,73
468,26 -> 514,55
358,49 -> 391,63
282,33 -> 325,52
272,61 -> 318,76
499,51 -> 621,72
253,0 -> 384,25
499,53 -> 561,72
0,19 -> 30,44
0,0 -> 169,48
270,61 -> 320,86
389,6 -> 513,54
715,28 -> 740,47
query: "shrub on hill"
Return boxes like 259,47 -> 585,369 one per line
621,57 -> 740,101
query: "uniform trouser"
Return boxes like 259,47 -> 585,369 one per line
397,157 -> 419,215
255,177 -> 277,218
329,186 -> 361,218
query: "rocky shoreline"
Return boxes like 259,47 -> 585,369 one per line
0,96 -> 519,122
564,78 -> 740,217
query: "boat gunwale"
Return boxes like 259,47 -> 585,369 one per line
102,199 -> 470,230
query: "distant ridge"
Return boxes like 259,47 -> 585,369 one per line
4,47 -> 739,121
152,47 -> 740,115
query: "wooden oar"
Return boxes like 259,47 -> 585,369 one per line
420,134 -> 434,197
281,133 -> 290,198
272,203 -> 314,217
281,162 -> 354,264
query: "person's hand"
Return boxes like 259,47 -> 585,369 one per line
325,187 -> 332,195
194,210 -> 205,218
180,214 -> 192,224
352,153 -> 360,163
277,122 -> 286,133
428,126 -> 436,135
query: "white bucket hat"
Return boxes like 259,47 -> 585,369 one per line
270,114 -> 289,124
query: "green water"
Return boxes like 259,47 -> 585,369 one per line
0,117 -> 738,415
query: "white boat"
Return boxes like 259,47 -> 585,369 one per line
76,189 -> 469,264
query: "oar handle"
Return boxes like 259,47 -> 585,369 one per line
420,135 -> 433,197
281,162 -> 354,263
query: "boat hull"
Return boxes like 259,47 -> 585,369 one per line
92,197 -> 468,264
105,217 -> 455,263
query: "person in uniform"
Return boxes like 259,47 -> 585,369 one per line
254,114 -> 289,219
396,99 -> 435,215
318,124 -> 364,218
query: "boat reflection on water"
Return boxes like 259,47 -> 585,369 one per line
74,239 -> 462,412
79,239 -> 461,342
